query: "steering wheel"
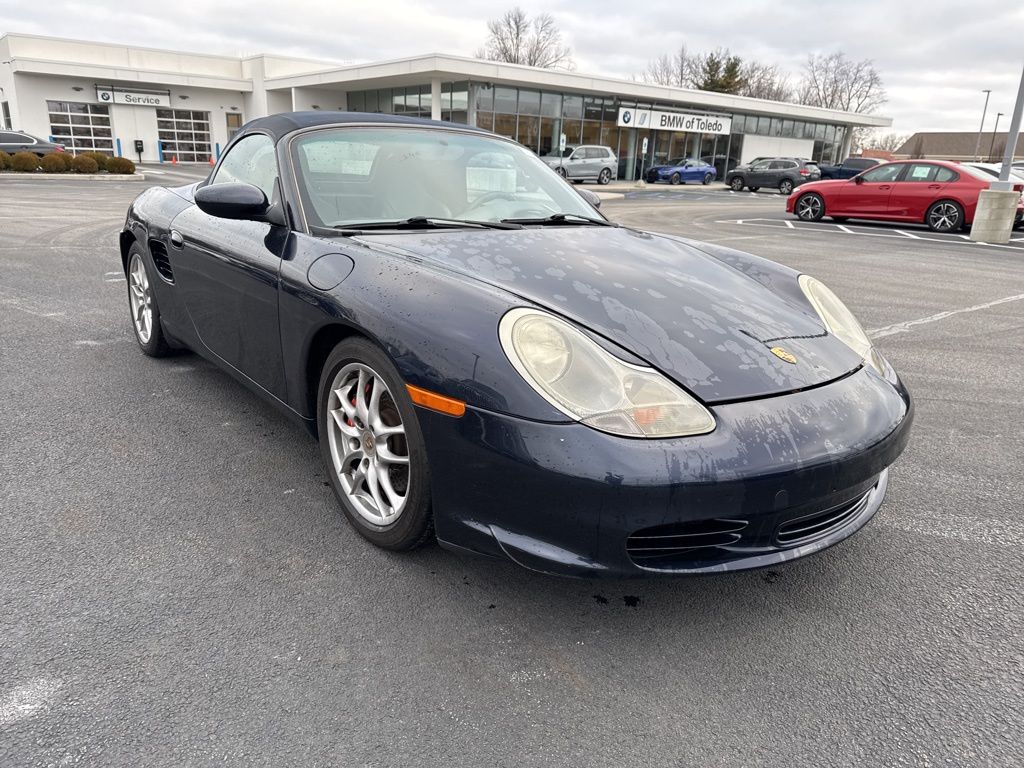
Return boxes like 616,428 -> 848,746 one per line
463,191 -> 518,214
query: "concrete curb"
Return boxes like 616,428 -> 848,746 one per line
0,172 -> 146,181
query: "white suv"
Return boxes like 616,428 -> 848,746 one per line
543,145 -> 618,185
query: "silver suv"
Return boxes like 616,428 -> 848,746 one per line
542,145 -> 617,185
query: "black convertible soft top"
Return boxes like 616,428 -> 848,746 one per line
236,110 -> 491,144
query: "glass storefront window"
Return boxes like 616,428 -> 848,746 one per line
581,120 -> 601,147
540,92 -> 561,118
584,97 -> 603,121
451,82 -> 468,111
518,90 -> 540,116
476,111 -> 494,131
475,84 -> 493,113
493,113 -> 516,141
562,95 -> 582,120
539,116 -> 561,155
517,114 -> 539,151
494,87 -> 517,114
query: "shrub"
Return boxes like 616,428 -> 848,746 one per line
40,154 -> 67,173
11,151 -> 40,172
105,156 -> 136,175
80,151 -> 109,171
71,155 -> 99,174
0,151 -> 11,170
49,152 -> 74,171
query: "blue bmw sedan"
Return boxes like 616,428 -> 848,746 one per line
119,112 -> 912,577
645,157 -> 717,185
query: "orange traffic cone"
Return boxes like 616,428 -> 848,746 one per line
171,155 -> 177,165
209,155 -> 215,166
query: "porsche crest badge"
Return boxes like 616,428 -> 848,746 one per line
770,346 -> 797,364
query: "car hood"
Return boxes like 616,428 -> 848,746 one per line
354,227 -> 864,403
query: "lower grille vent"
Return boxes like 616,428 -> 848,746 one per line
627,518 -> 748,561
776,493 -> 871,546
149,240 -> 174,282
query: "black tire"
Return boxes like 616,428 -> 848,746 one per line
729,176 -> 745,191
702,173 -> 713,185
670,172 -> 681,185
795,192 -> 825,221
926,200 -> 964,232
126,243 -> 172,357
779,179 -> 794,195
556,166 -> 567,178
598,168 -> 611,185
749,186 -> 760,192
317,337 -> 433,551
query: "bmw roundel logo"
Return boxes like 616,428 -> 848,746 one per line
622,110 -> 632,124
100,91 -> 111,101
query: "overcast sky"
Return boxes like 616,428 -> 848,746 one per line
3,0 -> 1023,134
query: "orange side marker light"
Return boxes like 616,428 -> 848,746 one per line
406,384 -> 466,417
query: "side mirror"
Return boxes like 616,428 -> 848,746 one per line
577,187 -> 601,209
195,182 -> 270,220
853,176 -> 864,185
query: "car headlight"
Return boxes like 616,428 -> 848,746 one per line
498,308 -> 715,438
798,274 -> 886,375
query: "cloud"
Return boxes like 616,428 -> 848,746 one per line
3,0 -> 1023,132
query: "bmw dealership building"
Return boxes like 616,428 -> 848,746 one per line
0,33 -> 890,180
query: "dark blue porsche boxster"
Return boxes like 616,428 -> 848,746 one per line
120,112 -> 912,577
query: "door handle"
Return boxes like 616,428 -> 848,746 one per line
879,185 -> 891,190
928,184 -> 941,189
169,230 -> 184,248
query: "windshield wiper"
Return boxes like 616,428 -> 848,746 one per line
500,213 -> 615,227
313,216 -> 523,236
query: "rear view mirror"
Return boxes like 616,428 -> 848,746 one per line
195,182 -> 270,220
577,187 -> 601,209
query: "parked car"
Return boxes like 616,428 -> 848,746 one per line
818,157 -> 882,180
0,130 -> 66,157
963,162 -> 1024,184
788,159 -> 1024,232
727,157 -> 820,194
700,154 -> 738,178
119,110 -> 912,577
645,157 -> 716,185
542,145 -> 617,184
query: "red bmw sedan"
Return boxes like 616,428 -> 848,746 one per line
786,159 -> 1024,232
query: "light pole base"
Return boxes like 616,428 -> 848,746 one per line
633,179 -> 647,188
969,189 -> 1020,244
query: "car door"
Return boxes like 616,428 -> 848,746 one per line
169,132 -> 290,399
565,148 -> 588,179
747,159 -> 773,187
831,162 -> 905,216
886,163 -> 953,221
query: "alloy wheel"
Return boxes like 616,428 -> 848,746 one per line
780,180 -> 793,195
928,202 -> 960,231
796,194 -> 823,220
599,168 -> 611,185
128,253 -> 153,343
326,362 -> 410,526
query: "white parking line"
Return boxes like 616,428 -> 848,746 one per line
881,512 -> 1024,547
0,678 -> 61,725
868,293 -> 1024,339
716,217 -> 1024,250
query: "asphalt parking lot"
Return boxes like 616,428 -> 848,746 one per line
2,171 -> 1022,767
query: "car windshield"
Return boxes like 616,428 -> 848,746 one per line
668,158 -> 687,166
291,127 -> 599,229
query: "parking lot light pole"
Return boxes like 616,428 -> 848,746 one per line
973,89 -> 992,161
988,113 -> 1004,160
970,67 -> 1024,244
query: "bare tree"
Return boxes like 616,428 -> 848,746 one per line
477,7 -> 573,69
860,131 -> 910,153
798,52 -> 886,113
641,45 -> 689,87
739,62 -> 793,102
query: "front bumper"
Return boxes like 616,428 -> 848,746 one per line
417,367 -> 913,577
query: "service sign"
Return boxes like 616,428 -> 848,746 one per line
617,107 -> 731,135
95,87 -> 171,108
